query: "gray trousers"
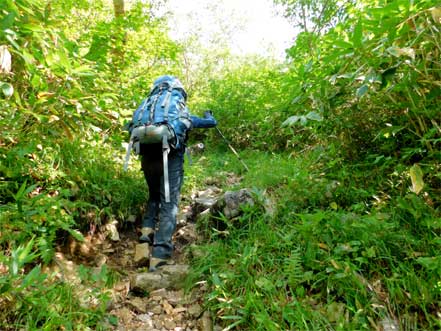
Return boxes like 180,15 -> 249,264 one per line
140,144 -> 184,259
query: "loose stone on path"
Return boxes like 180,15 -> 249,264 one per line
130,264 -> 190,292
134,243 -> 150,265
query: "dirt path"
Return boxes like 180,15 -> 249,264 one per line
54,190 -> 224,331
52,172 -> 245,330
103,224 -> 213,331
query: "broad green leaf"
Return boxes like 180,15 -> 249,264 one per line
66,229 -> 84,242
291,95 -> 302,104
1,82 -> 14,97
212,272 -> 222,287
282,115 -> 301,127
410,164 -> 424,195
282,115 -> 310,126
16,1 -> 40,15
255,277 -> 274,291
416,256 -> 441,271
0,12 -> 15,31
329,73 -> 354,84
365,72 -> 382,84
58,49 -> 71,72
108,315 -> 118,326
21,49 -> 35,66
22,23 -> 45,33
306,111 -> 323,121
356,84 -> 368,98
333,40 -> 353,49
21,265 -> 46,288
71,65 -> 95,77
12,181 -> 28,201
4,30 -> 20,50
10,237 -> 37,276
30,74 -> 41,88
0,282 -> 11,295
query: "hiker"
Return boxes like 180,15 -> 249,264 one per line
126,75 -> 217,271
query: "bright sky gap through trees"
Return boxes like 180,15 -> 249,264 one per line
163,0 -> 298,58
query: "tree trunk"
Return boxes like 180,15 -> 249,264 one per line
113,0 -> 125,17
111,0 -> 126,79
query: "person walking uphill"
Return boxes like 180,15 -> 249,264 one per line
125,75 -> 217,271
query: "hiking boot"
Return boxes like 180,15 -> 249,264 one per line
139,227 -> 154,244
149,256 -> 171,272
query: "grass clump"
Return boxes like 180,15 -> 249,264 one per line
0,134 -> 144,330
187,150 -> 441,330
0,239 -> 116,331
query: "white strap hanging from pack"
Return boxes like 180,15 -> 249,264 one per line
123,139 -> 133,172
162,134 -> 171,203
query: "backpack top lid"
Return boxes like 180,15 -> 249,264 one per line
151,75 -> 187,100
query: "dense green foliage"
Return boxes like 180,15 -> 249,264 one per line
0,0 -> 176,328
1,0 -> 440,329
186,0 -> 441,329
188,148 -> 440,330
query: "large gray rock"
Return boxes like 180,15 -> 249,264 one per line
222,189 -> 254,218
130,264 -> 190,292
193,187 -> 223,214
193,188 -> 258,232
193,188 -> 256,220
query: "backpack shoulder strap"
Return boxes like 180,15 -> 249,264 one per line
161,85 -> 173,121
136,98 -> 149,123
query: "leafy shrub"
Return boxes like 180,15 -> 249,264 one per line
195,57 -> 294,151
0,239 -> 112,330
189,204 -> 440,330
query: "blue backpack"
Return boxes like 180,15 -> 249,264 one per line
124,76 -> 192,202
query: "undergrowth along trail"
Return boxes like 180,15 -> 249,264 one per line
1,0 -> 440,329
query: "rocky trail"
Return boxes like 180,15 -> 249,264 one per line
98,228 -> 212,331
49,173 -> 255,331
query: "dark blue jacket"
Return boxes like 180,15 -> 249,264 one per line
190,112 -> 217,129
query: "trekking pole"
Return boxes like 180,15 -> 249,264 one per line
215,126 -> 249,172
